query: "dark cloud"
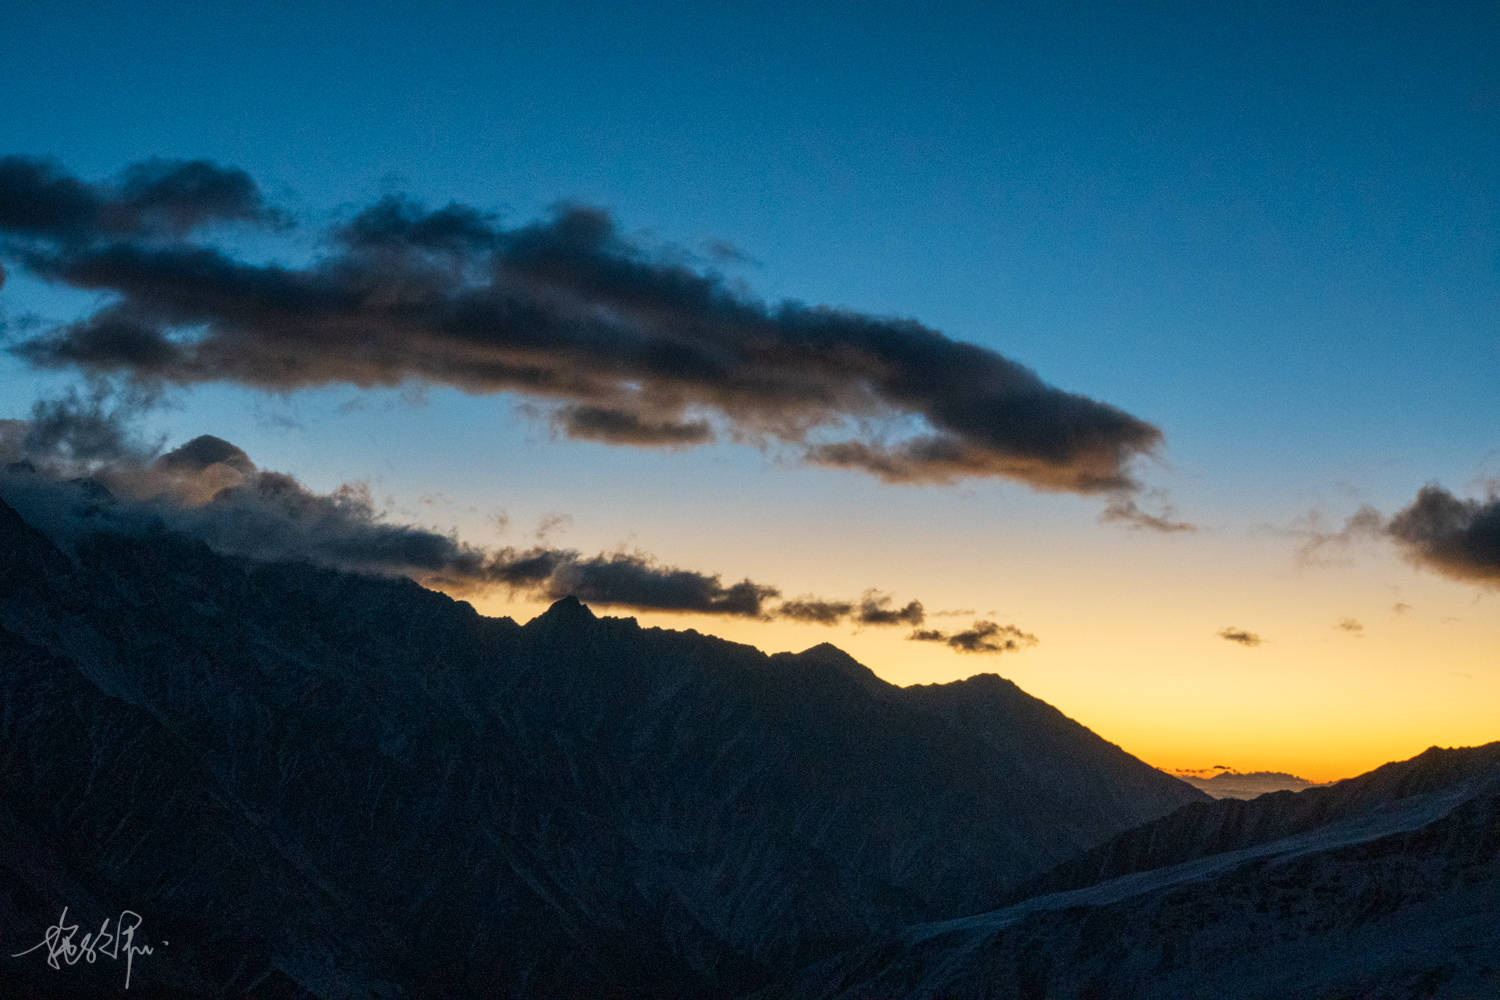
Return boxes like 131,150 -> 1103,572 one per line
21,382 -> 159,462
773,594 -> 935,629
777,598 -> 855,625
0,447 -> 782,617
909,620 -> 1039,654
855,592 -> 925,627
540,553 -> 777,616
1386,485 -> 1500,586
947,620 -> 1038,654
1099,495 -> 1195,533
0,155 -> 282,242
1392,601 -> 1412,614
1218,627 -> 1263,647
1335,618 -> 1364,635
2,157 -> 1164,495
1294,485 -> 1500,590
555,405 -> 713,447
15,312 -> 185,374
0,399 -> 970,638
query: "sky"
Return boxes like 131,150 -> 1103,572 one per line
1,0 -> 1496,783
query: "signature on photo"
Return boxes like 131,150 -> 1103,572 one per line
11,905 -> 163,990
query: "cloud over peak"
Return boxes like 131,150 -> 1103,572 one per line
0,391 -> 996,646
2,156 -> 1165,496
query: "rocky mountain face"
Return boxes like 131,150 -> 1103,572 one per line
1014,742 -> 1500,902
760,743 -> 1500,999
0,496 -> 1203,998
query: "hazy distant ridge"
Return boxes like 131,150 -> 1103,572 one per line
1175,769 -> 1320,799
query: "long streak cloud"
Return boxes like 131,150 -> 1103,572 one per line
0,155 -> 1164,494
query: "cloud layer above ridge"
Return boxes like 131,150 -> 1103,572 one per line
0,388 -> 1007,642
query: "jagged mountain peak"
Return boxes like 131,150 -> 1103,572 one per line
525,593 -> 599,628
783,641 -> 887,687
941,671 -> 1022,694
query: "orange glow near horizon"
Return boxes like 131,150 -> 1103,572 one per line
459,558 -> 1498,786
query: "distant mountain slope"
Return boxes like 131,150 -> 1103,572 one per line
760,744 -> 1500,999
1177,770 -> 1320,799
0,496 -> 1202,998
1015,741 -> 1500,902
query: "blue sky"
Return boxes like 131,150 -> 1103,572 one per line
2,0 -> 1496,779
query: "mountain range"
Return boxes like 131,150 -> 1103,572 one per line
0,492 -> 1203,997
2,489 -> 1496,997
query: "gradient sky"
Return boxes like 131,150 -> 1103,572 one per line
2,0 -> 1496,782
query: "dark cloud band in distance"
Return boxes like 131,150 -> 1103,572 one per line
0,395 -> 973,641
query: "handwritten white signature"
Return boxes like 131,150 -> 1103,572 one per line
10,905 -> 163,990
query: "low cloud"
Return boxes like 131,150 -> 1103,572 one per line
0,391 -> 966,638
1334,618 -> 1364,636
491,548 -> 778,616
773,593 -> 943,631
2,155 -> 1165,497
1218,627 -> 1263,647
0,445 -> 767,617
19,380 -> 161,463
777,598 -> 855,625
855,591 -> 925,627
908,620 -> 1039,654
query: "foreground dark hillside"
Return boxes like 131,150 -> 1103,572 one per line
765,743 -> 1500,999
0,495 -> 1201,997
1014,741 -> 1500,902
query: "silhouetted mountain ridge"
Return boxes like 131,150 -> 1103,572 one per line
0,496 -> 1202,998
